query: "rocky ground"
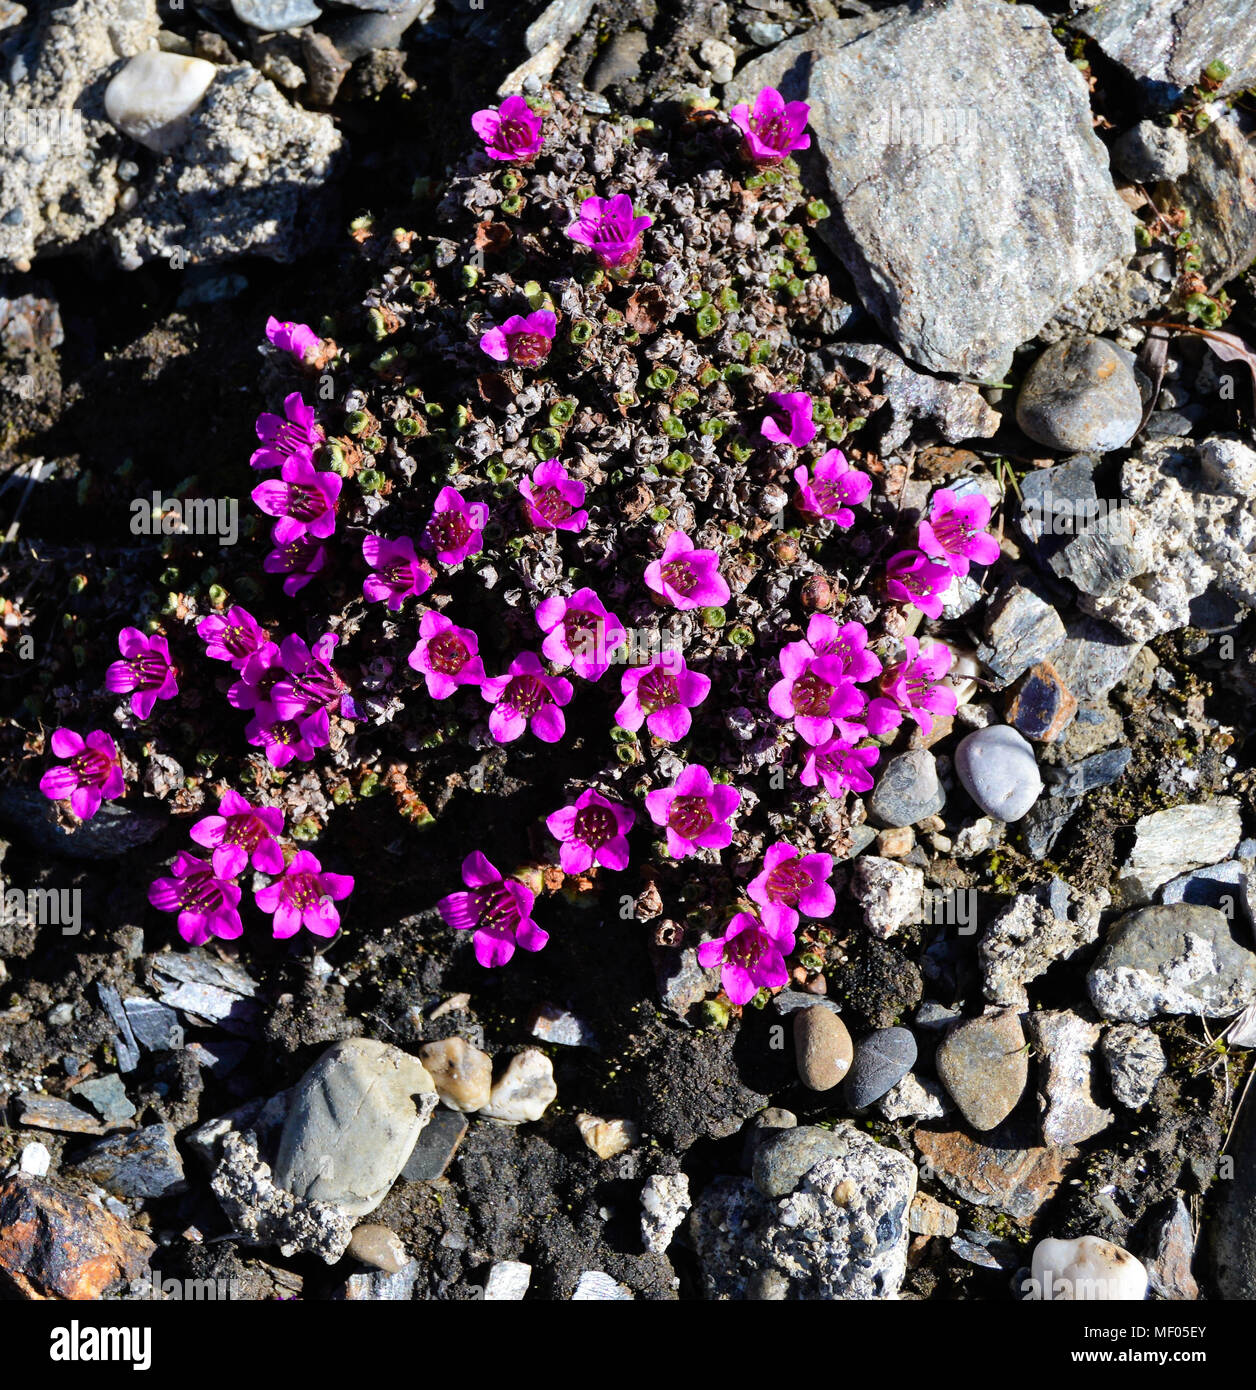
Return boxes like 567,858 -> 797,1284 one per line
1,0 -> 1256,1306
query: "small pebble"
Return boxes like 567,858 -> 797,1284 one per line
418,1037 -> 492,1113
480,1049 -> 556,1124
845,1027 -> 917,1109
483,1260 -> 532,1300
1029,1235 -> 1148,1301
576,1113 -> 638,1159
935,1009 -> 1028,1131
19,1142 -> 51,1177
103,52 -> 217,154
793,1006 -> 853,1092
1015,337 -> 1144,453
347,1224 -> 407,1275
954,724 -> 1043,822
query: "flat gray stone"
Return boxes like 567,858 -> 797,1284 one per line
1111,121 -> 1189,182
1075,0 -> 1256,109
275,1038 -> 437,1219
71,1123 -> 187,1200
122,998 -> 184,1052
978,585 -> 1066,685
70,1074 -> 136,1125
936,1009 -> 1029,1132
1158,116 -> 1256,292
1087,904 -> 1256,1022
401,1107 -> 467,1181
1027,1010 -> 1112,1146
845,1027 -> 917,1109
1117,798 -> 1242,905
728,0 -> 1134,378
231,0 -> 321,29
1017,338 -> 1144,453
955,725 -> 1043,823
866,749 -> 944,828
1101,1023 -> 1166,1108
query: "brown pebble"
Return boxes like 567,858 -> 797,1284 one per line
793,1006 -> 853,1091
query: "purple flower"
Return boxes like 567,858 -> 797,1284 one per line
546,789 -> 635,874
481,652 -> 573,744
245,704 -> 318,768
876,636 -> 957,738
518,457 -> 587,532
802,615 -> 882,683
264,535 -> 327,596
793,449 -> 872,527
884,548 -> 956,620
228,644 -> 284,712
918,488 -> 1001,577
470,94 -> 544,163
255,849 -> 354,940
190,790 -> 285,878
535,589 -> 625,683
39,729 -> 125,821
251,393 -> 322,471
423,486 -> 489,566
265,316 -> 320,362
362,534 -> 431,610
438,850 -> 548,968
644,531 -> 731,610
768,639 -> 865,746
798,736 -> 880,798
728,87 -> 811,165
198,606 -> 271,669
408,613 -> 486,699
761,391 -> 816,447
616,651 -> 711,742
105,627 -> 178,720
748,842 -> 835,929
149,852 -> 242,947
644,763 -> 740,860
697,909 -> 796,1006
252,456 -> 341,544
271,633 -> 356,724
480,310 -> 557,367
203,795 -> 276,870
566,193 -> 652,271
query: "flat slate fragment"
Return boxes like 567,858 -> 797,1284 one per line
727,0 -> 1133,378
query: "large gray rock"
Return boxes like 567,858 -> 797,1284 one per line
274,1038 -> 437,1219
1157,115 -> 1256,292
692,1124 -> 917,1299
1116,798 -> 1242,905
1087,904 -> 1256,1022
728,0 -> 1134,378
1074,0 -> 1256,109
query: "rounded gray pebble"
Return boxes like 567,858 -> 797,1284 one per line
1015,337 -> 1143,452
955,724 -> 1042,822
844,1027 -> 917,1108
231,0 -> 321,29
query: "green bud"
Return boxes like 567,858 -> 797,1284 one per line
695,305 -> 722,337
569,319 -> 594,344
646,366 -> 678,391
662,415 -> 687,439
548,398 -> 577,427
345,410 -> 369,436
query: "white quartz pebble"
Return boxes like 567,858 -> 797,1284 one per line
104,52 -> 217,154
1029,1235 -> 1148,1301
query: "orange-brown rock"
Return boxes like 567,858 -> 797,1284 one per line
0,1173 -> 155,1300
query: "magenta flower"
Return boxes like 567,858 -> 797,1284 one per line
799,736 -> 880,798
480,310 -> 557,367
535,589 -> 626,683
265,316 -> 320,362
768,639 -> 865,746
264,535 -> 327,597
438,850 -> 548,968
697,909 -> 796,1006
644,763 -> 740,860
470,94 -> 544,163
918,488 -> 1001,577
884,548 -> 955,620
423,486 -> 489,566
566,193 -> 652,271
876,636 -> 958,738
546,789 -> 635,874
362,534 -> 431,610
245,705 -> 318,768
518,457 -> 587,532
793,449 -> 872,527
198,606 -> 271,669
644,531 -> 731,610
481,651 -> 573,743
803,615 -> 883,682
252,456 -> 341,544
616,652 -> 711,742
748,842 -> 835,929
228,644 -> 283,712
761,391 -> 816,447
148,852 -> 242,947
255,849 -> 354,940
271,633 -> 356,725
105,627 -> 178,720
39,729 -> 125,821
728,87 -> 811,165
251,393 -> 322,471
408,612 -> 486,698
190,790 -> 285,879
